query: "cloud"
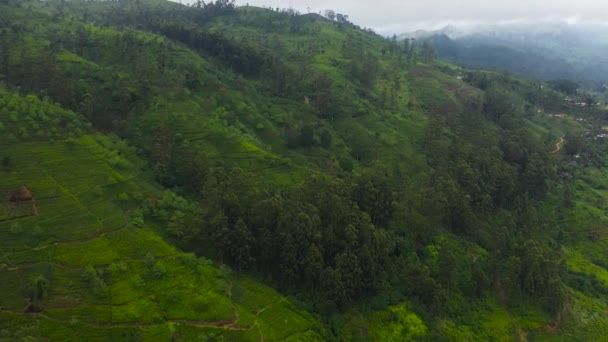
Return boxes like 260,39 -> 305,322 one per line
231,0 -> 608,34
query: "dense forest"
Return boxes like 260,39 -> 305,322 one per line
2,0 -> 608,340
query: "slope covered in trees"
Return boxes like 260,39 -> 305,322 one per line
2,0 -> 608,340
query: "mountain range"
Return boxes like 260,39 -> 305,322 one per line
400,22 -> 608,86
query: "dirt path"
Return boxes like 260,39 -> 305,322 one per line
550,136 -> 565,154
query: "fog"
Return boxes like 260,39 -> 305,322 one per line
173,0 -> 608,34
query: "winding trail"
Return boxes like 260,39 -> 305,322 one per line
550,136 -> 565,154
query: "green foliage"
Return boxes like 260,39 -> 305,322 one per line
144,253 -> 156,270
320,129 -> 332,148
152,262 -> 167,278
1,0 -> 605,339
565,130 -> 584,156
149,191 -> 202,240
483,84 -> 525,123
28,275 -> 49,303
368,304 -> 428,341
82,265 -> 110,299
300,125 -> 315,147
549,79 -> 579,95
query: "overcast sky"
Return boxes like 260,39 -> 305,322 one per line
204,0 -> 608,35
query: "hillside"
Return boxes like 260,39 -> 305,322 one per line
0,90 -> 325,340
2,0 -> 608,340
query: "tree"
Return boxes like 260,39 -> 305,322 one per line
354,168 -> 394,227
231,218 -> 255,270
324,10 -> 336,21
564,131 -> 583,156
209,210 -> 230,263
402,39 -> 411,57
276,205 -> 322,285
300,125 -> 314,147
335,252 -> 362,301
336,13 -> 350,24
339,158 -> 354,173
548,79 -> 578,95
349,54 -> 378,89
303,244 -> 324,290
312,73 -> 335,119
285,127 -> 300,149
167,211 -> 202,242
82,266 -> 109,298
483,85 -> 524,124
319,266 -> 343,309
427,174 -> 475,234
421,41 -> 436,63
320,129 -> 332,148
518,241 -> 565,313
173,148 -> 209,191
0,28 -> 10,79
370,304 -> 428,341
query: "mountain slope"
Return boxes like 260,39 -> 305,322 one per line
2,1 -> 608,340
0,90 -> 324,341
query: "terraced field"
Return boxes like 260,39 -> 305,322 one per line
0,92 -> 324,341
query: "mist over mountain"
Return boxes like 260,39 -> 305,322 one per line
400,22 -> 608,84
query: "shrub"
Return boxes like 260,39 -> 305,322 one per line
82,266 -> 109,298
130,211 -> 144,228
117,192 -> 130,201
152,263 -> 166,278
166,291 -> 178,304
108,262 -> 127,278
28,275 -> 49,302
144,253 -> 156,269
91,277 -> 109,298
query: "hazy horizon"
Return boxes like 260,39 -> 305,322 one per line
173,0 -> 608,35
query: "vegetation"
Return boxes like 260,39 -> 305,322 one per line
1,0 -> 608,340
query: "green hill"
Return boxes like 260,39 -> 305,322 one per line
0,90 -> 324,340
2,0 -> 608,340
